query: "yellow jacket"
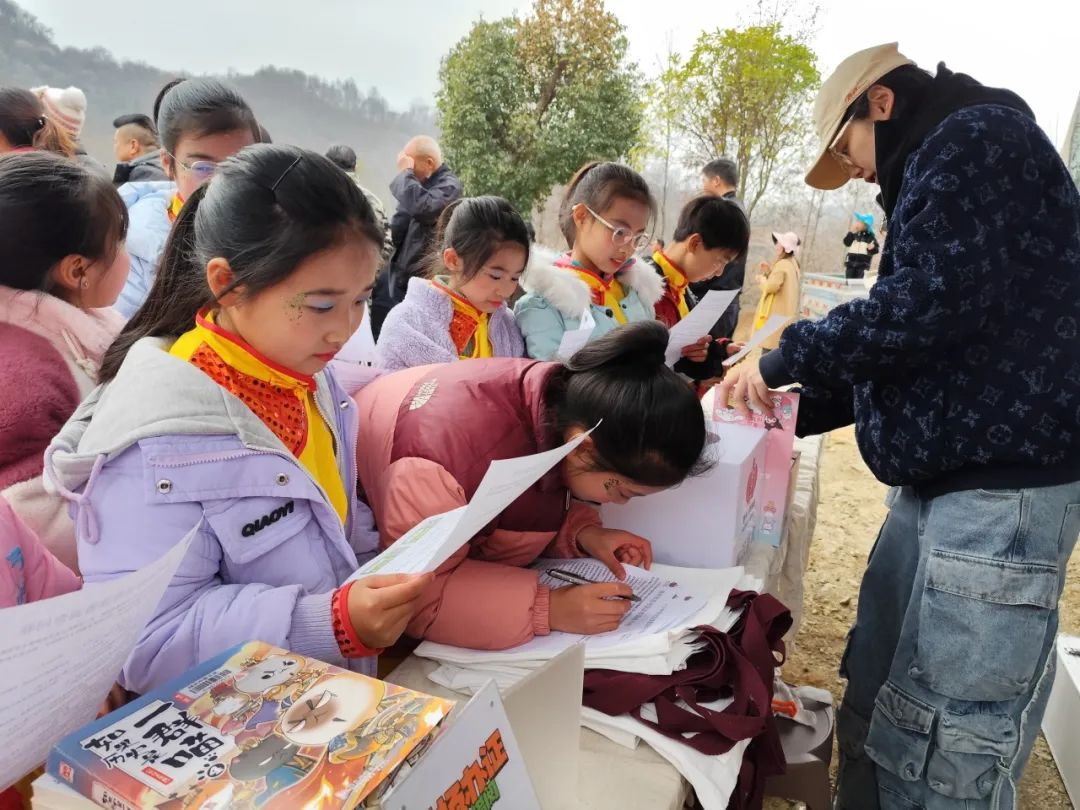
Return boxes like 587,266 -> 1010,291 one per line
753,257 -> 801,350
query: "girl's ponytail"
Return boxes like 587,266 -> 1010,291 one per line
99,185 -> 211,383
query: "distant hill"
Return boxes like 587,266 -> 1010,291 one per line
0,0 -> 435,205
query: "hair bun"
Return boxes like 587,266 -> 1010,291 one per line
565,320 -> 669,372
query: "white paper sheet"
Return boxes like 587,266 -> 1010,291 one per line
556,306 -> 597,361
665,291 -> 739,367
0,530 -> 193,789
350,429 -> 595,579
722,313 -> 791,367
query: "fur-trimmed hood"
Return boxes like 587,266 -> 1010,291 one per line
521,246 -> 665,319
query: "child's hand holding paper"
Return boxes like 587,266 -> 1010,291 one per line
680,335 -> 712,363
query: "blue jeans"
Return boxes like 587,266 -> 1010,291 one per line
835,482 -> 1080,809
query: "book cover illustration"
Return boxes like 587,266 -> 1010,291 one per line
712,391 -> 800,547
48,641 -> 454,810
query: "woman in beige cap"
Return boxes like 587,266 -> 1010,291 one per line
719,42 -> 1080,810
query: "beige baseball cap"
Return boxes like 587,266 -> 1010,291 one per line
805,42 -> 915,190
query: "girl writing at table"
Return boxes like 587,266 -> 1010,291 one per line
355,321 -> 710,650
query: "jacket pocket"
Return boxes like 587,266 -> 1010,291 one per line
864,681 -> 934,783
925,709 -> 1015,799
912,549 -> 1057,701
204,496 -> 314,565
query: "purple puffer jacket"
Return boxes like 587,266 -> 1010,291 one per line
376,277 -> 525,371
44,337 -> 381,694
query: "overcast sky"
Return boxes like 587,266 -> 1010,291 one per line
15,0 -> 1080,148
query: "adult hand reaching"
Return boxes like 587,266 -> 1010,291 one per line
715,358 -> 773,418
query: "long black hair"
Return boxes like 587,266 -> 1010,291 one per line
153,78 -> 259,155
0,151 -> 128,295
100,145 -> 385,382
545,320 -> 710,487
427,196 -> 531,282
0,87 -> 75,157
558,161 -> 656,248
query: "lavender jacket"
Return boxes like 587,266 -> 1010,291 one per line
376,277 -> 525,371
44,337 -> 381,694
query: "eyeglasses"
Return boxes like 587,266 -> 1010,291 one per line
827,118 -> 855,171
582,205 -> 652,252
166,152 -> 218,182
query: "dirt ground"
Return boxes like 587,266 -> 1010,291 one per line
762,427 -> 1078,810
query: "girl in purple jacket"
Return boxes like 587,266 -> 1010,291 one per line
376,196 -> 528,371
45,145 -> 432,694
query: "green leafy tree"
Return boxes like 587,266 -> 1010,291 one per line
665,22 -> 819,216
436,0 -> 643,216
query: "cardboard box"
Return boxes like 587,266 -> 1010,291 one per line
1042,634 -> 1080,806
602,421 -> 767,569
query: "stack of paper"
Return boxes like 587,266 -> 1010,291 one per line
414,564 -> 761,810
415,562 -> 751,675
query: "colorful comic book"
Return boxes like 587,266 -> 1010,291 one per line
46,641 -> 455,810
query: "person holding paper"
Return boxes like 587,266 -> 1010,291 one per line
644,195 -> 750,381
751,231 -> 801,351
514,162 -> 664,360
45,146 -> 433,694
376,196 -> 529,371
720,44 -> 1080,808
355,321 -> 710,650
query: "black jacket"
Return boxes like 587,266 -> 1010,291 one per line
762,66 -> 1080,494
388,164 -> 463,300
113,149 -> 168,185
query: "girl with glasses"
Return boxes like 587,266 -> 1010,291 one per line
514,161 -> 664,360
115,78 -> 259,318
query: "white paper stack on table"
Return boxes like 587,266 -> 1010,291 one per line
413,562 -> 762,810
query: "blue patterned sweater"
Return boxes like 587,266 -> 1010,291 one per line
762,104 -> 1080,493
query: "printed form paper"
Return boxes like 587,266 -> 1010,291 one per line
665,290 -> 739,366
0,530 -> 194,788
723,314 -> 790,367
475,559 -> 714,660
350,429 -> 596,579
556,306 -> 596,361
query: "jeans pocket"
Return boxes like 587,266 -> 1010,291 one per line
925,709 -> 1016,800
865,681 -> 935,782
913,550 -> 1057,702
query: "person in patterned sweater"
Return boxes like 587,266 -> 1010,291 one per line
719,43 -> 1080,809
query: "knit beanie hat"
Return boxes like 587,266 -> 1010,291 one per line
31,85 -> 88,139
